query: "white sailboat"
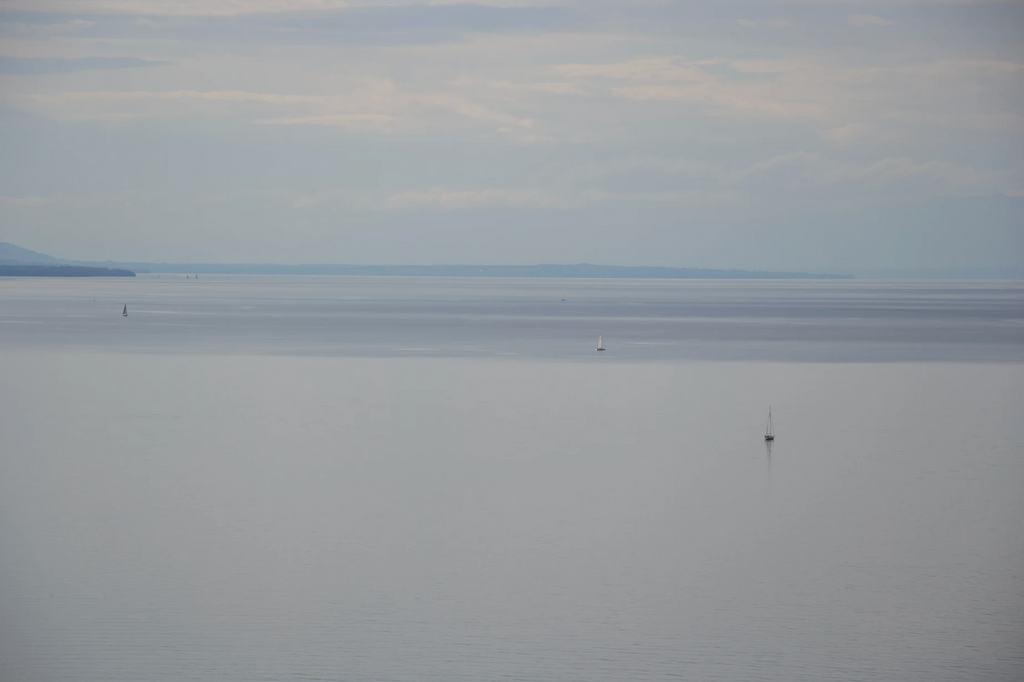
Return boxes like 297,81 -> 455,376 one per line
764,407 -> 774,441
122,304 -> 128,317
596,335 -> 605,351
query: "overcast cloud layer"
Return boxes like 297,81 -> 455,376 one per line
1,0 -> 1021,272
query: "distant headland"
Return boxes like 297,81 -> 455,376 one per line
0,264 -> 136,277
0,241 -> 849,279
0,243 -> 135,277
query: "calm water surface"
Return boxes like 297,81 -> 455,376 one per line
1,277 -> 1022,681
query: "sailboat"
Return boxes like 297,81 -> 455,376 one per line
764,407 -> 774,441
596,335 -> 605,351
122,304 -> 128,317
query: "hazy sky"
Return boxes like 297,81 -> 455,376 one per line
1,0 -> 1021,271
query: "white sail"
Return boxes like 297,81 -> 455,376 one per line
596,335 -> 604,351
765,407 -> 774,440
122,304 -> 128,317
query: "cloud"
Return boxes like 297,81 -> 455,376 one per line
552,58 -> 825,119
560,156 -> 724,186
0,56 -> 169,75
738,18 -> 791,29
255,114 -> 400,131
728,60 -> 787,74
542,53 -> 1024,140
819,123 -> 876,145
381,188 -> 564,211
1,0 -> 573,14
10,89 -> 391,129
377,185 -> 748,212
0,196 -> 56,208
8,81 -> 550,141
552,58 -> 713,83
449,77 -> 588,97
848,14 -> 894,27
565,151 -> 1024,201
0,0 -> 351,16
0,19 -> 97,37
23,89 -> 322,106
732,152 -> 1024,197
608,85 -> 825,118
578,188 -> 745,208
0,2 -> 579,42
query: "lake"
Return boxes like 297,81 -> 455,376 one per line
1,276 -> 1022,681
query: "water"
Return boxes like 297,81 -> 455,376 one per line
1,276 -> 1022,361
1,276 -> 1022,681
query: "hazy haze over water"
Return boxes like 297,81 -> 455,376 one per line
1,277 -> 1022,681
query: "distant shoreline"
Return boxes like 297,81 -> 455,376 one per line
60,263 -> 852,280
0,264 -> 136,277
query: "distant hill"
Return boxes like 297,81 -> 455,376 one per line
0,241 -> 850,279
0,242 -> 59,264
0,264 -> 135,277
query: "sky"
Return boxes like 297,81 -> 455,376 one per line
0,0 -> 1021,273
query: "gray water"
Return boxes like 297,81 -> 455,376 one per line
1,276 -> 1022,681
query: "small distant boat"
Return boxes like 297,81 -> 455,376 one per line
764,407 -> 775,441
122,304 -> 128,317
596,335 -> 605,351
